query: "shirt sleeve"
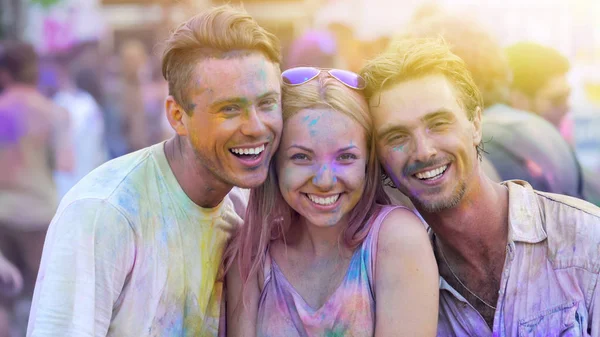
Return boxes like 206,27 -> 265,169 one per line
27,198 -> 136,337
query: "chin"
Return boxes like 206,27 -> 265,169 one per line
231,170 -> 269,189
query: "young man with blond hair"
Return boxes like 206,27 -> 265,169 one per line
27,5 -> 283,336
361,38 -> 600,336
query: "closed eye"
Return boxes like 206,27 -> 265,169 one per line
387,134 -> 407,144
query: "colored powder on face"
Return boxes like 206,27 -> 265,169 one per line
309,116 -> 320,127
313,164 -> 327,184
392,145 -> 405,152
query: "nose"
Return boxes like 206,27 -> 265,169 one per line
312,164 -> 336,190
241,106 -> 268,137
412,131 -> 437,162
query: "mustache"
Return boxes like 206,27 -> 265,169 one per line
403,157 -> 451,177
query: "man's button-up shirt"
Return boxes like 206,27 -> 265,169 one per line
435,180 -> 600,337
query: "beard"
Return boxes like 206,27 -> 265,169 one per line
409,179 -> 467,213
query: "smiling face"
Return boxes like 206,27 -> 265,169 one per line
371,74 -> 482,213
175,53 -> 282,189
276,107 -> 368,228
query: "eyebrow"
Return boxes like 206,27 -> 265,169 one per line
286,144 -> 358,153
287,144 -> 314,153
376,108 -> 455,140
209,90 -> 280,108
421,109 -> 456,123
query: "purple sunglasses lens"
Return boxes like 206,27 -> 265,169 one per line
329,69 -> 366,89
282,67 -> 320,85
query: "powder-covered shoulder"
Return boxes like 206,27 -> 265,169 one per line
59,147 -> 155,209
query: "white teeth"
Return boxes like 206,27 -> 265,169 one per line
307,194 -> 340,206
230,144 -> 265,155
415,165 -> 448,180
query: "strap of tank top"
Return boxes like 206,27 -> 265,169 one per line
260,249 -> 273,290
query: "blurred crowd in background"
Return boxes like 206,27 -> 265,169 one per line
0,0 -> 599,336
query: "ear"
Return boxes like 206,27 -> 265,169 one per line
165,96 -> 188,136
472,106 -> 483,146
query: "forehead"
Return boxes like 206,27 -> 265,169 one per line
282,108 -> 365,146
370,74 -> 464,127
192,53 -> 280,100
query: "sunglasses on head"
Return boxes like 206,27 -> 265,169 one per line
281,67 -> 366,90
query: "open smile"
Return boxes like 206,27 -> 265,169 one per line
412,163 -> 450,184
229,143 -> 268,168
303,193 -> 342,210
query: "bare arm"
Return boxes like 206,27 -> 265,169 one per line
226,257 -> 259,337
375,208 -> 439,337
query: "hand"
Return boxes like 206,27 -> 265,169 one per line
0,253 -> 23,298
215,208 -> 244,237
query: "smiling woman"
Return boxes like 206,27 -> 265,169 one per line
223,67 -> 439,337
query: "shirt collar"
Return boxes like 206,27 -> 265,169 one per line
502,180 -> 547,244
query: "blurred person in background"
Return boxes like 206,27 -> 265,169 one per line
283,30 -> 337,70
404,10 -> 586,200
505,42 -> 572,136
52,51 -> 108,199
117,39 -> 149,153
0,41 -> 73,337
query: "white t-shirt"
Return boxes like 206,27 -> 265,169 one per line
27,142 -> 249,337
53,89 -> 108,199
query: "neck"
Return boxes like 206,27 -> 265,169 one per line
420,169 -> 509,267
164,136 -> 233,208
290,216 -> 350,258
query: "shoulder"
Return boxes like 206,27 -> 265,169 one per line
60,147 -> 156,219
65,147 -> 154,198
533,189 -> 600,272
377,206 -> 430,254
536,190 -> 600,219
51,197 -> 135,243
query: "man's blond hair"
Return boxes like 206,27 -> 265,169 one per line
360,37 -> 483,121
161,5 -> 281,113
